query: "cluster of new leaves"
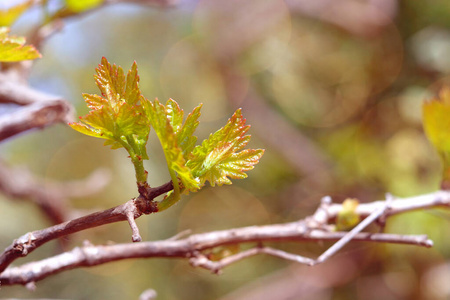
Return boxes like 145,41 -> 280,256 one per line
70,58 -> 264,209
0,27 -> 41,62
148,100 -> 264,210
423,87 -> 450,189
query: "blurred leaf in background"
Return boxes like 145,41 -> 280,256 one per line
423,87 -> 450,189
0,0 -> 32,26
65,0 -> 104,13
0,26 -> 40,61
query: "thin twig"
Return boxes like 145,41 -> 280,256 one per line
190,247 -> 316,274
320,191 -> 450,220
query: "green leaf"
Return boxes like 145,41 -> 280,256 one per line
65,0 -> 104,13
70,57 -> 150,153
423,87 -> 450,189
145,99 -> 201,193
0,1 -> 32,26
166,99 -> 202,159
0,27 -> 41,62
187,109 -> 264,187
68,122 -> 104,138
69,57 -> 150,183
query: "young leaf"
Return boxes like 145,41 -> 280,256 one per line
167,99 -> 202,159
69,57 -> 150,183
423,87 -> 450,189
0,27 -> 41,62
336,198 -> 360,231
186,109 -> 264,187
145,99 -> 201,193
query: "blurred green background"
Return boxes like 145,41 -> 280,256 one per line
1,0 -> 450,299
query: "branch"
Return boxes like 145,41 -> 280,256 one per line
0,227 -> 431,286
0,159 -> 110,225
311,191 -> 450,223
0,100 -> 73,142
0,231 -> 431,286
0,190 -> 447,286
0,71 -> 74,142
0,181 -> 173,274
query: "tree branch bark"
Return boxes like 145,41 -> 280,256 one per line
0,189 -> 447,287
0,227 -> 432,286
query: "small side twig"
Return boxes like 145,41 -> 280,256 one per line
125,201 -> 142,242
